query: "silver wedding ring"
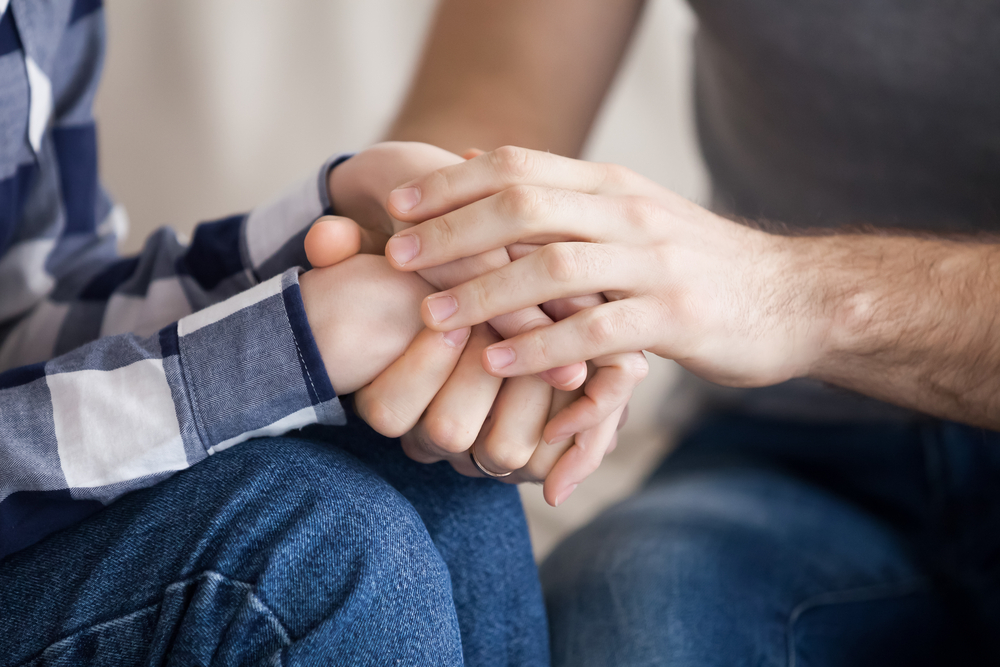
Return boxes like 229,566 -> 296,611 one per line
470,446 -> 512,478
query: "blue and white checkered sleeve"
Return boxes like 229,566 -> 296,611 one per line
0,268 -> 343,561
0,155 -> 351,371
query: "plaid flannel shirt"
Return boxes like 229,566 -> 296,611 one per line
0,0 -> 346,560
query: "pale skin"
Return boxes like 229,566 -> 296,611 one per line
305,142 -> 640,505
383,146 -> 1000,431
310,1 -> 649,504
298,253 -> 458,397
339,0 -> 996,505
369,0 -> 651,504
297,252 -> 590,491
377,0 -> 1000,476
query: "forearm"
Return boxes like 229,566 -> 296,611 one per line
380,147 -> 1000,431
387,0 -> 646,156
799,234 -> 1000,428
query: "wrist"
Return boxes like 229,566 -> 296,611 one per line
788,234 -> 895,384
299,255 -> 435,395
762,234 -> 844,382
299,268 -> 363,395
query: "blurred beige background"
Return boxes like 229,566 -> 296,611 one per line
94,0 -> 709,558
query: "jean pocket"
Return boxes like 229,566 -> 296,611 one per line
19,571 -> 290,667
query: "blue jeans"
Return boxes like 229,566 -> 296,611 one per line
0,415 -> 549,666
542,414 -> 1000,666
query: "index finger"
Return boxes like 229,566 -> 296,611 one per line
386,146 -> 619,222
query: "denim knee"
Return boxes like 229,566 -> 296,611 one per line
0,435 -> 464,666
541,468 -> 930,667
186,437 -> 463,652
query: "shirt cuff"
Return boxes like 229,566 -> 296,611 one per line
239,153 -> 353,282
162,268 -> 345,457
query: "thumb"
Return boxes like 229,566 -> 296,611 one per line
305,216 -> 390,267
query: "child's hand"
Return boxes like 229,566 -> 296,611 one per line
304,211 -> 580,499
328,142 -> 463,240
299,254 -> 470,396
322,142 -> 587,388
305,222 -> 633,506
313,142 -> 621,506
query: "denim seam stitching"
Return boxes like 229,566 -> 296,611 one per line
18,570 -> 293,667
164,570 -> 293,649
785,577 -> 930,667
15,603 -> 161,667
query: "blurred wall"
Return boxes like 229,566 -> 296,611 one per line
95,0 -> 706,249
94,0 -> 708,556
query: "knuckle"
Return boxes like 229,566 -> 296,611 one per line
651,240 -> 677,268
431,211 -> 460,247
424,169 -> 453,201
490,307 -> 551,339
524,327 -> 555,368
400,433 -> 439,464
584,309 -> 618,349
623,352 -> 650,382
510,311 -> 552,337
652,287 -> 705,359
667,285 -> 703,329
501,184 -> 546,223
424,415 -> 475,454
600,162 -> 632,187
540,243 -> 581,284
623,196 -> 667,232
492,145 -> 535,181
487,445 -> 533,473
592,381 -> 630,413
361,399 -> 410,439
460,277 -> 494,320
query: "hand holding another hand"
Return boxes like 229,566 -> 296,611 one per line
385,146 -> 826,391
303,142 -> 641,505
298,254 -> 466,396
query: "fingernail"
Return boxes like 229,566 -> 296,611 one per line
485,346 -> 515,371
426,294 -> 458,323
443,327 -> 470,348
541,363 -> 587,389
389,187 -> 421,213
554,484 -> 579,507
386,234 -> 420,266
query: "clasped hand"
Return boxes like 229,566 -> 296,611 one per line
303,142 -> 646,506
384,146 -> 829,393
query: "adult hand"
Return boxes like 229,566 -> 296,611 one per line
503,243 -> 645,505
323,141 -> 586,390
305,218 -> 610,503
384,146 -> 824,392
307,144 -> 608,504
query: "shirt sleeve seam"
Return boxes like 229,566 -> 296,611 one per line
171,328 -> 213,453
285,301 -> 321,404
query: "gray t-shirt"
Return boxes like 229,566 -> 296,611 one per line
676,1 -> 1000,422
